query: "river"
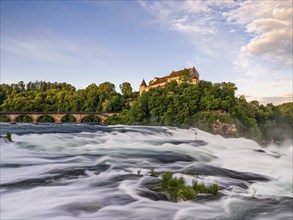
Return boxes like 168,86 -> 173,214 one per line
0,124 -> 292,220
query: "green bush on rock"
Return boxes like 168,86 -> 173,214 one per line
6,132 -> 12,142
192,180 -> 218,195
0,132 -> 12,142
156,172 -> 218,202
149,168 -> 158,177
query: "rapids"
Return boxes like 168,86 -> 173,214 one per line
0,124 -> 292,220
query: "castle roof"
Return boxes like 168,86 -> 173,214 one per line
149,67 -> 198,86
140,79 -> 147,87
169,68 -> 192,78
150,76 -> 169,86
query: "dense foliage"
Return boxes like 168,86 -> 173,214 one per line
0,81 -> 128,113
1,80 -> 292,143
107,81 -> 292,143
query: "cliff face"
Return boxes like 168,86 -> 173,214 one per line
195,110 -> 239,138
211,119 -> 238,138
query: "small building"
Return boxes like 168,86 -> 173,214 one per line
139,67 -> 199,95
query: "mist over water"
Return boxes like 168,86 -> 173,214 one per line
1,124 -> 292,220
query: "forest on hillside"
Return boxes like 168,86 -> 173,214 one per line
0,80 -> 292,144
0,81 -> 131,113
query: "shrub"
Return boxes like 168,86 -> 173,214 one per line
149,168 -> 158,177
6,132 -> 12,142
137,169 -> 141,175
209,183 -> 219,195
192,180 -> 218,195
158,173 -> 218,202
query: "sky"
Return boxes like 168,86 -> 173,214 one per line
1,0 -> 292,105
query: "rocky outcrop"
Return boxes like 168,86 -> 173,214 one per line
211,119 -> 238,138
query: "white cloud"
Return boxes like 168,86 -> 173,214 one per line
140,1 -> 219,36
2,33 -> 102,63
224,0 -> 292,66
269,78 -> 291,88
236,73 -> 292,103
3,38 -> 73,62
140,0 -> 244,59
186,56 -> 211,67
258,93 -> 292,105
141,0 -> 292,67
242,93 -> 292,105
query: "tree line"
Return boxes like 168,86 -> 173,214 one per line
0,81 -> 133,113
0,80 -> 292,143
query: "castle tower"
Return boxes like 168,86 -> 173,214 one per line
190,66 -> 199,84
139,79 -> 147,95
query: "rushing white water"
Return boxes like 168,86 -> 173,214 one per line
1,124 -> 292,220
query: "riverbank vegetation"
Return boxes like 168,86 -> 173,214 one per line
0,80 -> 292,143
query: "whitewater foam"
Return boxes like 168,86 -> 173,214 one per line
0,124 -> 292,219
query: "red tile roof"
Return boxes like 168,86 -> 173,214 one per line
149,76 -> 169,86
168,68 -> 193,78
149,68 -> 194,86
140,79 -> 147,87
145,67 -> 199,87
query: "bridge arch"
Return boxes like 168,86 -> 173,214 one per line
0,112 -> 119,124
36,115 -> 56,123
15,115 -> 33,123
61,114 -> 77,123
80,115 -> 102,123
0,115 -> 11,123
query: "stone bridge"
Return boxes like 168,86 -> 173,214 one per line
0,112 -> 119,124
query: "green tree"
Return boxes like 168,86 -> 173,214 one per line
119,82 -> 133,99
99,82 -> 115,92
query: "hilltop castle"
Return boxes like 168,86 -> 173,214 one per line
139,67 -> 199,95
